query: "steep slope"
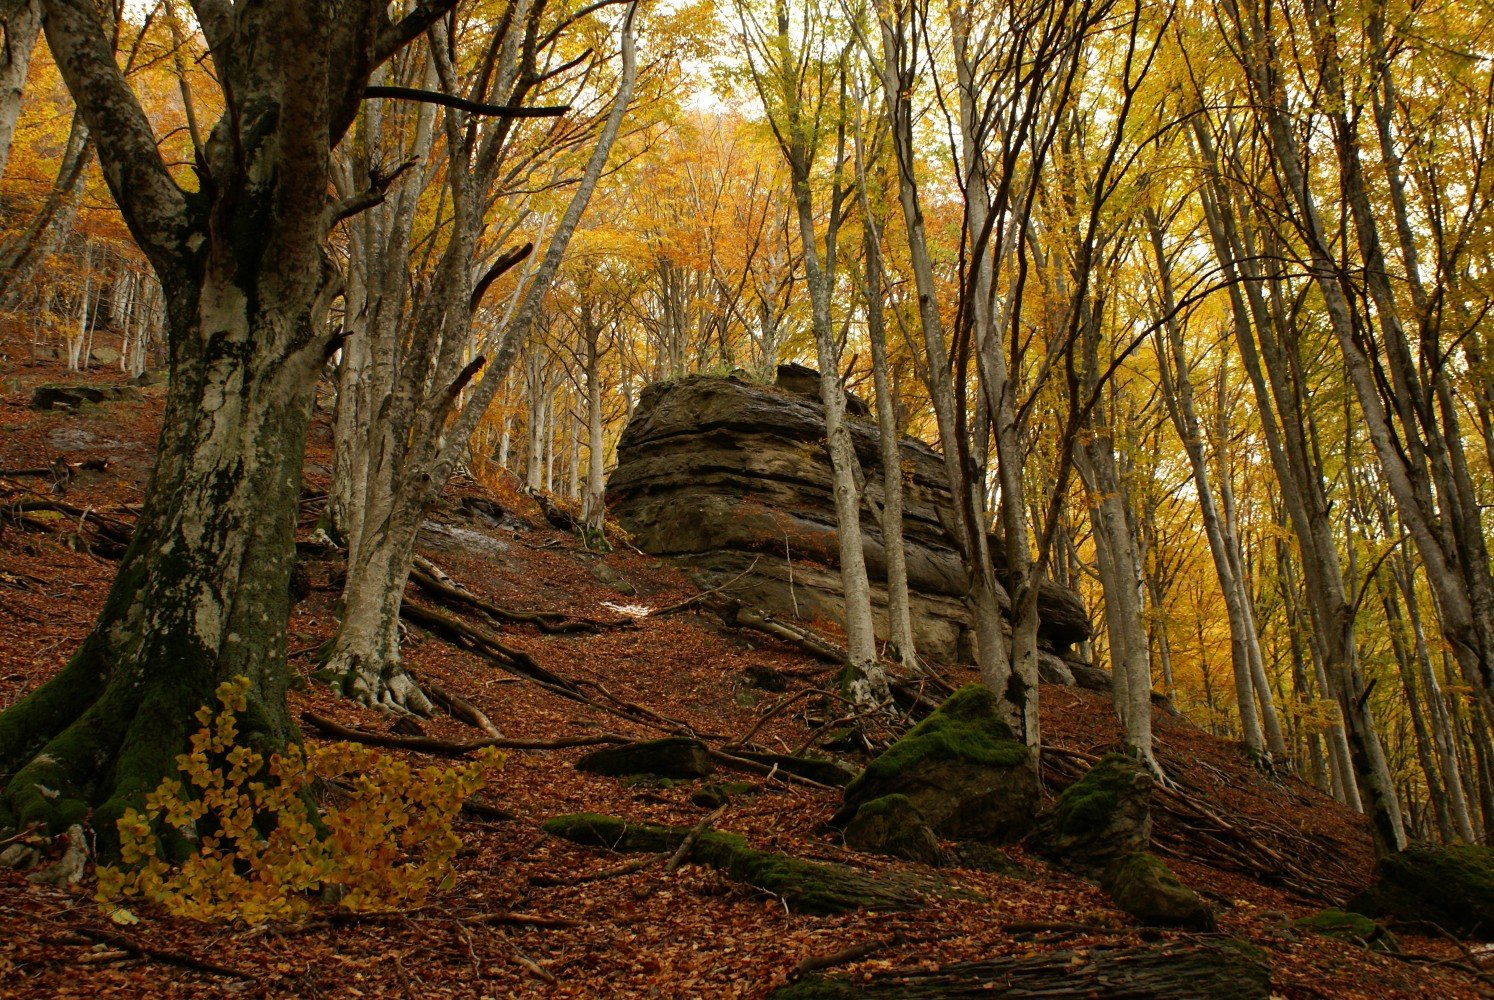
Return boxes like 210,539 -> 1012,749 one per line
0,354 -> 1485,999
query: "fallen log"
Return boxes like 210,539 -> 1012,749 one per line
772,938 -> 1272,998
300,711 -> 628,755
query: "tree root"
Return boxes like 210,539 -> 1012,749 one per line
323,648 -> 434,717
300,711 -> 630,756
411,555 -> 631,634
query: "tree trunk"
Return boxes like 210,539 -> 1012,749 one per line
0,272 -> 319,848
0,0 -> 41,183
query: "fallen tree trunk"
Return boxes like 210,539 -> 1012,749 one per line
773,938 -> 1272,998
300,711 -> 628,755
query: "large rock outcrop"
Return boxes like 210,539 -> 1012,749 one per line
607,370 -> 1092,667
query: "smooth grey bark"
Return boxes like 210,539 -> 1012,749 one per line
1203,1 -> 1406,851
0,110 -> 91,310
324,4 -> 638,710
0,0 -> 457,852
0,0 -> 40,183
851,101 -> 916,672
1147,211 -> 1266,756
856,1 -> 1019,733
737,0 -> 885,707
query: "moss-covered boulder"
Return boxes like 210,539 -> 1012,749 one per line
544,813 -> 931,914
1102,852 -> 1216,930
1347,844 -> 1494,939
575,737 -> 712,779
843,794 -> 942,866
834,684 -> 1037,842
1027,753 -> 1153,875
1295,909 -> 1399,953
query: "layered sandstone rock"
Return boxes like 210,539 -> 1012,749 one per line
606,369 -> 1092,668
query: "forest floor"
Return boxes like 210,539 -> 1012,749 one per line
0,346 -> 1489,998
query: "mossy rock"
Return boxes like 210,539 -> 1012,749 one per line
771,938 -> 1270,998
618,774 -> 681,790
691,781 -> 758,808
1347,844 -> 1494,940
835,684 -> 1037,843
575,737 -> 712,779
844,794 -> 942,866
1028,753 -> 1152,875
734,749 -> 856,787
1102,852 -> 1215,931
590,561 -> 636,595
1295,908 -> 1399,953
543,813 -> 930,914
30,383 -> 141,411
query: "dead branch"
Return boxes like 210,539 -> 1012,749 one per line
62,928 -> 257,983
300,711 -> 628,755
411,555 -> 627,633
792,933 -> 903,978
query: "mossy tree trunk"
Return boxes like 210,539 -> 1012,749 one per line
0,0 -> 458,856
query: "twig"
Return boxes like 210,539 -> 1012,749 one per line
464,912 -> 581,929
644,557 -> 762,617
529,852 -> 664,886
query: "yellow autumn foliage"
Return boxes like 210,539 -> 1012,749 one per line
97,677 -> 501,925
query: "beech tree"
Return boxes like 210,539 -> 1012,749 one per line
0,0 -> 471,850
323,1 -> 639,711
733,0 -> 888,708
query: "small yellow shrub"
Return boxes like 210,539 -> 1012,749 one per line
97,677 -> 502,925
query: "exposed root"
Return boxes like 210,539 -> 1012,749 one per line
327,650 -> 434,717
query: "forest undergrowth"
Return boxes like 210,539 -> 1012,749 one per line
0,340 -> 1485,998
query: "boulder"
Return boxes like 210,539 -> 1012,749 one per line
1103,852 -> 1216,930
30,383 -> 141,411
834,684 -> 1038,842
1347,844 -> 1494,940
843,794 -> 943,866
1038,651 -> 1076,685
606,373 -> 1092,666
575,737 -> 712,779
1294,909 -> 1400,953
1028,753 -> 1153,875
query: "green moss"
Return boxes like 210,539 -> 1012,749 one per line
619,775 -> 681,790
691,781 -> 757,808
1295,909 -> 1399,952
769,980 -> 860,1000
1103,852 -> 1216,931
544,812 -> 929,913
1053,753 -> 1145,838
1349,844 -> 1494,939
844,685 -> 1028,803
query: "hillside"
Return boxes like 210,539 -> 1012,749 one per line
0,351 -> 1486,998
